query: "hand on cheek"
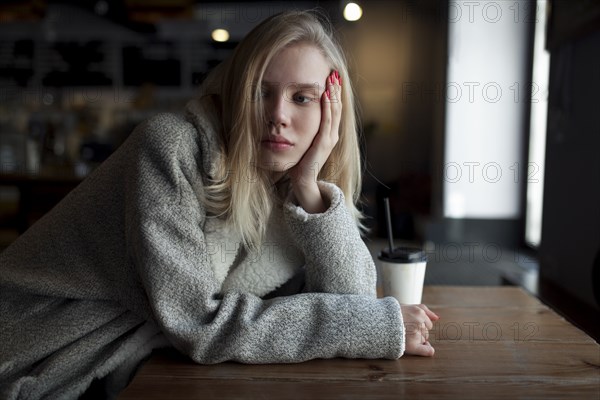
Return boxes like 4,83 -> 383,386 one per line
289,70 -> 343,213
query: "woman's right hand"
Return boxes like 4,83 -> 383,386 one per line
401,304 -> 439,357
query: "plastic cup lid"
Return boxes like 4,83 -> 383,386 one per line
378,246 -> 427,263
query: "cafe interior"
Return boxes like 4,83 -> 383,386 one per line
0,0 -> 598,356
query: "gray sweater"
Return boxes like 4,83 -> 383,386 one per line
0,97 -> 405,399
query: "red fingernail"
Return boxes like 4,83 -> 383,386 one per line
326,89 -> 330,98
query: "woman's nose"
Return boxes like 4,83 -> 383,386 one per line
267,94 -> 291,127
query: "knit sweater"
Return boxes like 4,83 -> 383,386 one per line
0,96 -> 405,399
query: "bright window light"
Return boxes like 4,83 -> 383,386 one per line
443,1 -> 529,219
525,0 -> 550,248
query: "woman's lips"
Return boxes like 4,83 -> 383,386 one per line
261,137 -> 293,151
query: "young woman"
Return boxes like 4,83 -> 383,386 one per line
0,10 -> 438,399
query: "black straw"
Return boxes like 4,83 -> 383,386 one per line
384,197 -> 395,253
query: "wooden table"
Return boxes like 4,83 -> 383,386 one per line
119,286 -> 600,399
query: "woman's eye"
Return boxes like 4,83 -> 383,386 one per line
293,94 -> 312,104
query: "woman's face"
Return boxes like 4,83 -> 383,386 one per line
258,43 -> 331,179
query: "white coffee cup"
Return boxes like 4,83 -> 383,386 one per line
379,246 -> 427,304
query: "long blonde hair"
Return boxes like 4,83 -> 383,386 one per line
198,9 -> 365,251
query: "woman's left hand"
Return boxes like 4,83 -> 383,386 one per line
289,70 -> 342,213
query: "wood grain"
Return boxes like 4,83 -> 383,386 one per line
121,342 -> 599,383
427,306 -> 596,343
422,286 -> 543,308
121,379 -> 600,400
119,286 -> 600,399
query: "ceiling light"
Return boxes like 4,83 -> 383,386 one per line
343,3 -> 363,21
211,29 -> 230,42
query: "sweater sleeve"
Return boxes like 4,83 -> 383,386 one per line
125,114 -> 405,363
282,181 -> 378,297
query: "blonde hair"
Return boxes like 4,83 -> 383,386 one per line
198,9 -> 365,251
